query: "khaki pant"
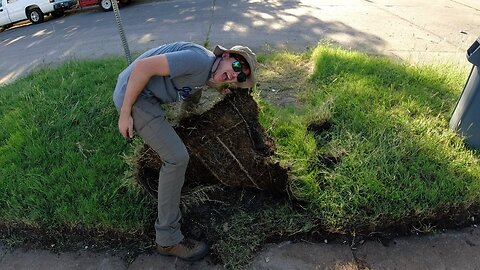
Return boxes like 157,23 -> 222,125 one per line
132,95 -> 188,246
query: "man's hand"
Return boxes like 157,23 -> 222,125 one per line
118,112 -> 134,139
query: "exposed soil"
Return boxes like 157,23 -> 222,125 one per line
2,187 -> 479,265
0,187 -> 292,264
136,89 -> 289,196
0,221 -> 154,263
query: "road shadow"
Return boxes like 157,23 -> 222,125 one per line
209,0 -> 386,55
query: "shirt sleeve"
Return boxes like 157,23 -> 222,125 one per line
166,49 -> 209,79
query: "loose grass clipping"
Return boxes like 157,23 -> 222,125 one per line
136,90 -> 288,197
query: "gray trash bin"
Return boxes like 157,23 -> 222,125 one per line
449,37 -> 480,149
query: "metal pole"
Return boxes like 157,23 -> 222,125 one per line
111,0 -> 132,64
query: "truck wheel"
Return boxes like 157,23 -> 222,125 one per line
99,0 -> 113,11
27,8 -> 44,24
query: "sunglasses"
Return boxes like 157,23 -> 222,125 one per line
232,60 -> 247,83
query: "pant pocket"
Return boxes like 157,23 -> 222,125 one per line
132,97 -> 166,131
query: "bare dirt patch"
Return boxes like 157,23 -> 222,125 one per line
135,89 -> 289,196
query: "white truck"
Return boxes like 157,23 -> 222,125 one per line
0,0 -> 76,29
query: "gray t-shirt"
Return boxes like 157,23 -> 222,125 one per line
113,42 -> 216,109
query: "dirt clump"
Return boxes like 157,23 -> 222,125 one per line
135,89 -> 289,197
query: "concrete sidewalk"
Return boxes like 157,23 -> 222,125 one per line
2,225 -> 480,269
1,0 -> 480,269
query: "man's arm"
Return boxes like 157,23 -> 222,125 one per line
118,54 -> 171,139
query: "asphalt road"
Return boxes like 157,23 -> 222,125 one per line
0,0 -> 479,85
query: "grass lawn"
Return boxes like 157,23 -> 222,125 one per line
1,44 -> 479,268
257,46 -> 480,234
0,60 -> 152,231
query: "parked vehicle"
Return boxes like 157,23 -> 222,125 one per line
78,0 -> 130,12
0,0 -> 76,29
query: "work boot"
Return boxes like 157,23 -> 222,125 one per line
156,238 -> 209,261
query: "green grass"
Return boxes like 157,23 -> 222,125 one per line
0,60 -> 152,232
257,46 -> 480,233
1,45 -> 479,268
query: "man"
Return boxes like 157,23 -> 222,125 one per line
113,42 -> 256,261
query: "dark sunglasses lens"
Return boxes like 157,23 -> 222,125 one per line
232,61 -> 242,72
237,72 -> 247,82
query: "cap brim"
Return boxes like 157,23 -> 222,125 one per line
213,45 -> 228,57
